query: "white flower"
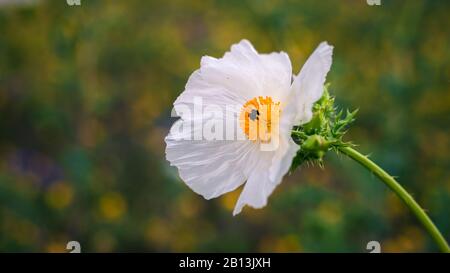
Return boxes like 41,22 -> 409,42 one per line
165,40 -> 333,215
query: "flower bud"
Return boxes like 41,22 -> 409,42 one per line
303,111 -> 326,134
301,134 -> 330,159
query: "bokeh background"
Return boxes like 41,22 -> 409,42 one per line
0,0 -> 449,252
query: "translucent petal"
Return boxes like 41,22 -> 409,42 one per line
292,42 -> 333,124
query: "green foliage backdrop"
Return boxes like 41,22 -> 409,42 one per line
0,0 -> 449,252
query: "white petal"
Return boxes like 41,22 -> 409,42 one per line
174,70 -> 242,118
292,42 -> 333,124
268,90 -> 300,182
200,39 -> 293,103
233,151 -> 272,215
166,134 -> 255,199
232,138 -> 298,215
268,137 -> 299,183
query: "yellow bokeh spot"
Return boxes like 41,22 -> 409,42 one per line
220,189 -> 240,212
259,235 -> 302,252
45,237 -> 68,253
146,217 -> 171,248
45,181 -> 74,210
170,230 -> 196,252
383,227 -> 425,252
175,195 -> 201,218
317,201 -> 342,225
99,192 -> 127,221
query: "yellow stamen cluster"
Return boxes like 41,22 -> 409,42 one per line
239,96 -> 281,142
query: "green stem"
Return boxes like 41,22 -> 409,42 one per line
338,145 -> 450,253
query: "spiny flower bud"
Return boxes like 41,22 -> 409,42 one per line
301,134 -> 330,159
290,84 -> 357,170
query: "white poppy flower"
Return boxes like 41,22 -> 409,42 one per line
165,40 -> 333,215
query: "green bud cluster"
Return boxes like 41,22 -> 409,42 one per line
291,84 -> 358,170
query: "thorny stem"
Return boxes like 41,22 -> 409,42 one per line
338,146 -> 450,253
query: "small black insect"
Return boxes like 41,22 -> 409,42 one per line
249,109 -> 259,121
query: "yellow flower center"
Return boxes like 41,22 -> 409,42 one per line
239,96 -> 281,142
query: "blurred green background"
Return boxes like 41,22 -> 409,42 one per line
0,0 -> 449,252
